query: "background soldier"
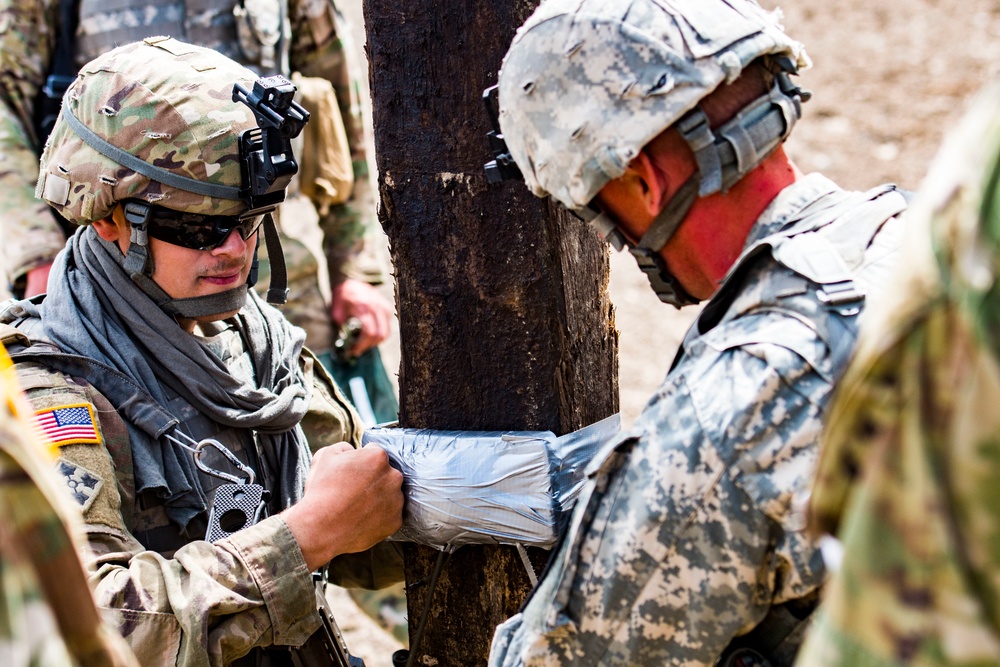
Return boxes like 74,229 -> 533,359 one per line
485,0 -> 908,664
796,78 -> 1000,667
1,38 -> 403,666
0,0 -> 395,399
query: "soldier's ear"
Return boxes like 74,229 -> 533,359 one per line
91,216 -> 122,243
627,150 -> 670,218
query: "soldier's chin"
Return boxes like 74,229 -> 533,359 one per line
195,307 -> 243,323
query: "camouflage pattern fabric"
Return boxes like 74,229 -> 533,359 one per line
794,79 -> 1000,667
0,0 -> 67,290
0,0 -> 382,309
36,37 -> 257,225
496,0 -> 810,214
0,338 -> 137,667
489,174 -> 905,667
5,320 -> 371,667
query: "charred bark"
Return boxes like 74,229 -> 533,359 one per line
362,1 -> 619,664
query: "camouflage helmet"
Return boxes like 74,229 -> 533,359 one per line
36,37 -> 259,224
496,0 -> 811,213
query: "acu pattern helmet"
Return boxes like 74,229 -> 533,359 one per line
494,0 -> 812,307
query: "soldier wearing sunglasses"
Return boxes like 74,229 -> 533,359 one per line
0,38 -> 403,667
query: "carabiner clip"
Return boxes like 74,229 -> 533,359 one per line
164,430 -> 256,486
193,438 -> 256,486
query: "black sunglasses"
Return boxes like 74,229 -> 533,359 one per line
128,202 -> 266,251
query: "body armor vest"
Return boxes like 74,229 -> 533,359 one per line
131,323 -> 275,555
3,316 -> 286,556
695,184 -> 909,667
679,184 -> 908,375
75,0 -> 289,76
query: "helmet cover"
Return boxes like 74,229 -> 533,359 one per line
497,0 -> 810,211
36,37 -> 261,225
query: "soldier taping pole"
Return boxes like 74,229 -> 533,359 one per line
362,1 -> 619,664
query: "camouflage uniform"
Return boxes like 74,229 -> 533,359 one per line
0,340 -> 138,667
486,2 -> 912,664
0,0 -> 381,354
794,79 -> 1000,667
0,38 -> 400,667
3,316 -> 365,667
490,174 -> 907,667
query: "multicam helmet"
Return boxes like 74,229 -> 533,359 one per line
493,0 -> 811,306
36,37 -> 307,317
37,36 -> 259,225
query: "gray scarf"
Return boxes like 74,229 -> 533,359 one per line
36,226 -> 311,530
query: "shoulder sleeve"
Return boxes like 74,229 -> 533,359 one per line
14,362 -> 319,666
287,0 -> 340,76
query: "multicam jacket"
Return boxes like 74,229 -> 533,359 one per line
0,315 -> 369,667
0,341 -> 137,667
489,173 -> 907,667
795,80 -> 1000,667
0,0 -> 378,344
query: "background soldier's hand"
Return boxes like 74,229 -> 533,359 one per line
282,442 -> 404,571
330,278 -> 393,355
24,262 -> 53,297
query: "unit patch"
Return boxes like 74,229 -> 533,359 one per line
34,403 -> 101,448
56,459 -> 104,512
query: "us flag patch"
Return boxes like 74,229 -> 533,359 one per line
34,404 -> 100,447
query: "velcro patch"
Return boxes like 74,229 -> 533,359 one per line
34,403 -> 101,449
56,459 -> 104,512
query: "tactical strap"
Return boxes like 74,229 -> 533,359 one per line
78,0 -> 175,19
52,0 -> 79,86
9,349 -> 178,440
637,176 -> 700,254
262,213 -> 289,304
677,77 -> 801,199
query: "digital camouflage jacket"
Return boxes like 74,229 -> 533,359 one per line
490,173 -> 907,667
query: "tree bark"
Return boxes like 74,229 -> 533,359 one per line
362,1 -> 619,665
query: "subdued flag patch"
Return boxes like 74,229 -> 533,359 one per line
34,404 -> 100,448
56,459 -> 103,511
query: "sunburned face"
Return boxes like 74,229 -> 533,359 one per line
94,204 -> 258,332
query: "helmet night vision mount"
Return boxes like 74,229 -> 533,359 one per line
233,75 -> 310,217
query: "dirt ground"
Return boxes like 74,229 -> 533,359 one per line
333,0 -> 1000,664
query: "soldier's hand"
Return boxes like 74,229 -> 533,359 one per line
24,262 -> 53,298
282,443 -> 403,570
330,278 -> 392,355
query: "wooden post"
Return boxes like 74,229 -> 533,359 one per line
362,1 -> 620,664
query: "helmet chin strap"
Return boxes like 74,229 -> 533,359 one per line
588,61 -> 809,309
587,180 -> 700,309
117,202 -> 289,320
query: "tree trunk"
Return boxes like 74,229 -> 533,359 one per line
362,2 -> 619,665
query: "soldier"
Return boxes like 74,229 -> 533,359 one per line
0,340 -> 137,667
794,79 -> 1000,667
0,38 -> 403,666
0,0 -> 393,363
484,0 -> 909,665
